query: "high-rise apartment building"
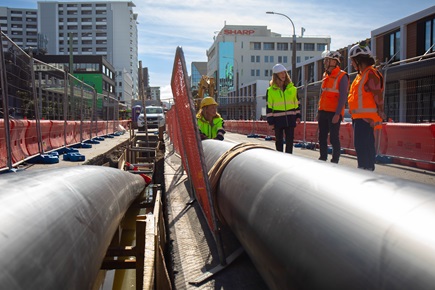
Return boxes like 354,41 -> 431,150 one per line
0,7 -> 45,52
38,1 -> 138,105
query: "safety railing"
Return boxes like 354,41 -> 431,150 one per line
0,31 -> 128,171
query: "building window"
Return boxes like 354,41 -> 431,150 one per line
278,56 -> 288,63
383,29 -> 400,62
251,69 -> 255,77
277,43 -> 288,51
317,43 -> 327,51
256,56 -> 260,63
256,69 -> 260,77
250,42 -> 261,50
263,42 -> 275,50
304,43 -> 315,51
424,17 -> 435,53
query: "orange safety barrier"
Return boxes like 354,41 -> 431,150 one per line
10,119 -> 29,164
304,122 -> 318,143
65,121 -> 77,146
73,121 -> 82,143
225,120 -> 233,132
97,121 -> 106,136
339,122 -> 353,149
50,120 -> 65,149
234,121 -> 241,133
383,123 -> 435,170
26,120 -> 40,156
107,121 -> 114,135
82,121 -> 91,140
294,124 -> 304,142
256,121 -> 270,136
0,119 -> 8,169
243,121 -> 251,135
375,124 -> 388,155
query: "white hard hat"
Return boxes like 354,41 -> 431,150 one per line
272,64 -> 287,74
349,43 -> 372,58
322,50 -> 342,63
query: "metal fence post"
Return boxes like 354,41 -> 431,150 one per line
0,31 -> 13,169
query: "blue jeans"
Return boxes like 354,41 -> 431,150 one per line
353,119 -> 375,171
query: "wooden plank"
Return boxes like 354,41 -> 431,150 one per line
136,218 -> 146,290
128,147 -> 155,152
143,214 -> 155,290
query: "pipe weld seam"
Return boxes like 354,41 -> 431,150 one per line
207,142 -> 273,223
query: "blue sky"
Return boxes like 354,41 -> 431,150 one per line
2,1 -> 434,101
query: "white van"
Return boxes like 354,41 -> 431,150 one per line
137,106 -> 165,129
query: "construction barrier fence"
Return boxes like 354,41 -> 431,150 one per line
168,47 -> 218,233
0,31 -> 129,171
167,47 -> 230,264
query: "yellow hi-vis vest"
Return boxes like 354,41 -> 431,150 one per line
266,83 -> 299,117
197,114 -> 224,139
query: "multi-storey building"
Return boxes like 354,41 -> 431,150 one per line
35,54 -> 116,96
37,1 -> 138,106
148,87 -> 161,103
207,24 -> 330,119
0,7 -> 46,52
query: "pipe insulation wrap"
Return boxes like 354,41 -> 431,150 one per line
0,166 -> 146,290
202,140 -> 435,290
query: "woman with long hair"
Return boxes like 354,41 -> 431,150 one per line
266,64 -> 301,153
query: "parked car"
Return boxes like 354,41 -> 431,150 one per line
137,106 -> 165,130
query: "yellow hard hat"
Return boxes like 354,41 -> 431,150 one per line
200,97 -> 218,108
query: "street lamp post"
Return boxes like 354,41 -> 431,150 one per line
266,11 -> 297,82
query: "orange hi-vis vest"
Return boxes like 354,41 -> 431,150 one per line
319,66 -> 347,117
348,66 -> 384,130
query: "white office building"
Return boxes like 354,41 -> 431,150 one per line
38,1 -> 138,104
207,24 -> 331,119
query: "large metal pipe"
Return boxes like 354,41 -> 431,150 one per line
202,140 -> 435,290
0,166 -> 146,290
